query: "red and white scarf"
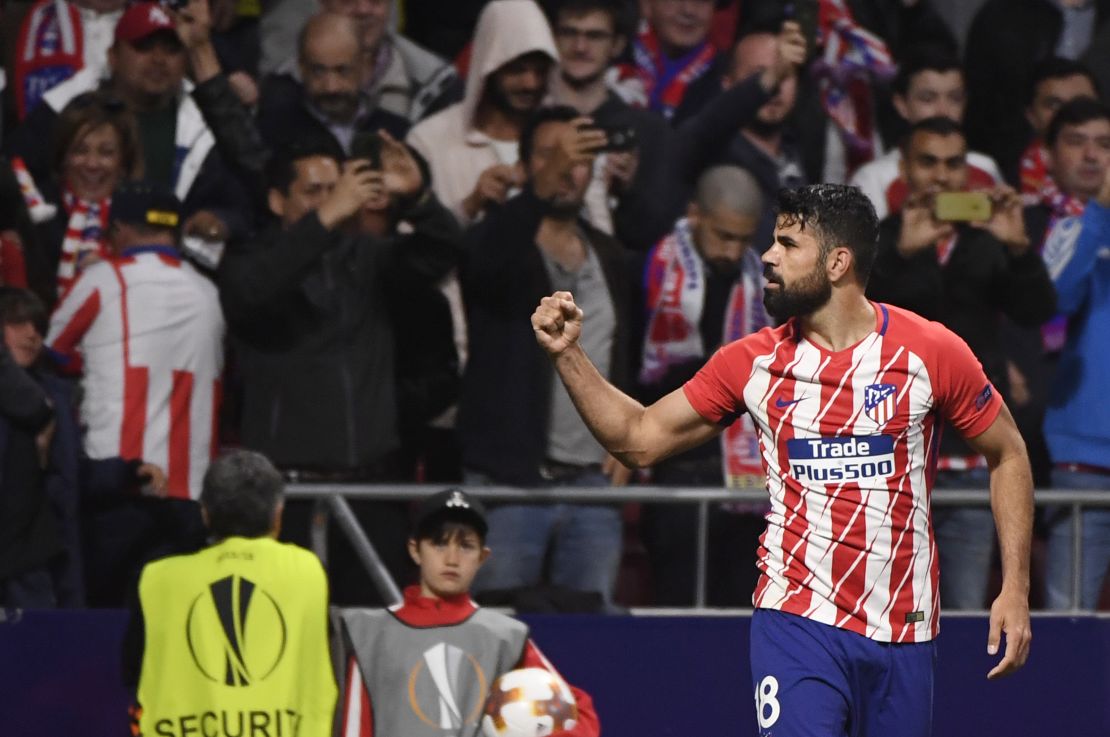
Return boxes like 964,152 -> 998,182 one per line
11,156 -> 108,295
641,219 -> 770,486
57,190 -> 110,296
812,0 -> 895,173
617,22 -> 717,120
13,0 -> 84,120
1020,139 -> 1052,197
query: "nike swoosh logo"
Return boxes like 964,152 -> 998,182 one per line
775,397 -> 805,409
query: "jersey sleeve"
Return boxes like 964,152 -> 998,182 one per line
681,342 -> 751,425
516,640 -> 600,737
932,325 -> 1003,439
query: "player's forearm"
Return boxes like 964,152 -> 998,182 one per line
553,344 -> 654,468
989,450 -> 1034,596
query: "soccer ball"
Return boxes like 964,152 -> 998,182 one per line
481,667 -> 578,737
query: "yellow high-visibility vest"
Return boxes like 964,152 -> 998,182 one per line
137,536 -> 337,737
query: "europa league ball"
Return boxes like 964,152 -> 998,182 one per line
481,667 -> 578,737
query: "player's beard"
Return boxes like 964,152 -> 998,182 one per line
763,261 -> 832,320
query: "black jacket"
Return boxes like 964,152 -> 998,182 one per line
218,195 -> 461,470
458,188 -> 635,485
256,74 -> 410,154
867,215 -> 1057,456
589,92 -> 675,252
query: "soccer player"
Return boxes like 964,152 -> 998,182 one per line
336,488 -> 599,737
531,184 -> 1033,736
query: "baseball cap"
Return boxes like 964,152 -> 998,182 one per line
109,181 -> 182,228
115,2 -> 177,45
413,489 -> 488,538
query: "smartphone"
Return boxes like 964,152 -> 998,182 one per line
783,0 -> 819,57
350,131 -> 383,169
585,124 -> 638,152
934,192 -> 992,222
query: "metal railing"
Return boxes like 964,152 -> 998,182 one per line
286,484 -> 1110,612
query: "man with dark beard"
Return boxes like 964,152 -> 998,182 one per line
257,13 -> 409,156
458,106 -> 634,610
637,165 -> 772,606
531,184 -> 1035,734
407,0 -> 559,225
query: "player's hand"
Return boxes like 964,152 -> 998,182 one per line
463,164 -> 520,218
897,191 -> 954,258
532,291 -> 583,357
318,161 -> 384,227
761,21 -> 806,92
970,186 -> 1029,254
602,454 -> 633,486
986,588 -> 1032,679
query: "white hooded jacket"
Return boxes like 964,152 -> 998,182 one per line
406,0 -> 558,225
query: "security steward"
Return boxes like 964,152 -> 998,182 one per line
122,450 -> 336,737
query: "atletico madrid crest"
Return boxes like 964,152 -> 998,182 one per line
864,383 -> 897,425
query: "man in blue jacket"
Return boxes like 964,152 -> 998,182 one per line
1041,98 -> 1110,610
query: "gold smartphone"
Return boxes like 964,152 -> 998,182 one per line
934,192 -> 992,222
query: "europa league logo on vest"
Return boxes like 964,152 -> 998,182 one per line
408,643 -> 489,729
185,575 -> 287,686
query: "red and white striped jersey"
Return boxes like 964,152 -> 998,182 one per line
47,245 -> 225,499
683,302 -> 1002,642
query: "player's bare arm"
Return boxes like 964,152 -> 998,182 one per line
532,291 -> 721,467
963,403 -> 1034,680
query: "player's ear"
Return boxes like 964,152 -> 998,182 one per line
827,245 -> 854,282
479,547 -> 492,567
407,538 -> 422,566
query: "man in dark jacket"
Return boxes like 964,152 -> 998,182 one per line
256,13 -> 409,157
218,134 -> 460,603
866,116 -> 1056,610
460,106 -> 634,609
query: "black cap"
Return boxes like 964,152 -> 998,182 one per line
413,488 -> 488,537
109,181 -> 182,229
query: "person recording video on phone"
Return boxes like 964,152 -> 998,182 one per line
217,132 -> 461,604
459,105 -> 637,609
866,115 -> 1056,612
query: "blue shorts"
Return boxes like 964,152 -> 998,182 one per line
750,609 -> 936,737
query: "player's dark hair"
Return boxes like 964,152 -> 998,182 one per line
892,45 -> 962,97
549,0 -> 629,39
200,450 -> 285,539
775,185 -> 879,286
265,139 -> 345,195
0,287 -> 48,336
519,105 -> 581,165
1027,57 -> 1099,106
899,116 -> 966,155
1046,97 -> 1110,148
413,513 -> 486,546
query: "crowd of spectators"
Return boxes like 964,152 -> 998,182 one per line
0,0 -> 1108,613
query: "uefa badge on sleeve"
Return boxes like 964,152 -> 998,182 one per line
864,383 -> 897,425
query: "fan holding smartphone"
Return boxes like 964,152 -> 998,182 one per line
866,115 -> 1056,614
